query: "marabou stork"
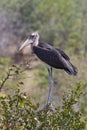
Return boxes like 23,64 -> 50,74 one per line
19,32 -> 77,105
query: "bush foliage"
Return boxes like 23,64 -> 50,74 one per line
0,81 -> 86,130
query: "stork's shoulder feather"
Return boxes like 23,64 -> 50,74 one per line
33,45 -> 57,55
39,42 -> 53,50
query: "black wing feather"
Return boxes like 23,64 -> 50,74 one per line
33,46 -> 64,69
56,48 -> 70,60
33,46 -> 77,75
39,42 -> 70,60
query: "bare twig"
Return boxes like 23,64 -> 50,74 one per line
0,64 -> 31,92
0,70 -> 10,92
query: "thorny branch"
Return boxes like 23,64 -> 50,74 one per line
0,64 -> 31,92
0,70 -> 10,92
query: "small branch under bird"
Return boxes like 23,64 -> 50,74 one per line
19,32 -> 77,105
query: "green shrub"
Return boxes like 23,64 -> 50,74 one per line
0,82 -> 85,130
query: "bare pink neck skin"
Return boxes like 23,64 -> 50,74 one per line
32,38 -> 39,46
31,39 -> 39,50
34,40 -> 39,46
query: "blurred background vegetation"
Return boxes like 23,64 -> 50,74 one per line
0,0 -> 87,129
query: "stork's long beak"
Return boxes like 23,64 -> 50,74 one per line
19,39 -> 32,51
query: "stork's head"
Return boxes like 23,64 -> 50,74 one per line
19,32 -> 39,51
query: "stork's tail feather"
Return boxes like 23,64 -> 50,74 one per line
65,63 -> 78,76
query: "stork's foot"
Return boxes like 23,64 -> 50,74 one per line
43,103 -> 55,112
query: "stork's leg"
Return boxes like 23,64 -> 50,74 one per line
47,66 -> 54,104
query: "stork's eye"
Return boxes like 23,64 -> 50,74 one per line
29,35 -> 35,39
